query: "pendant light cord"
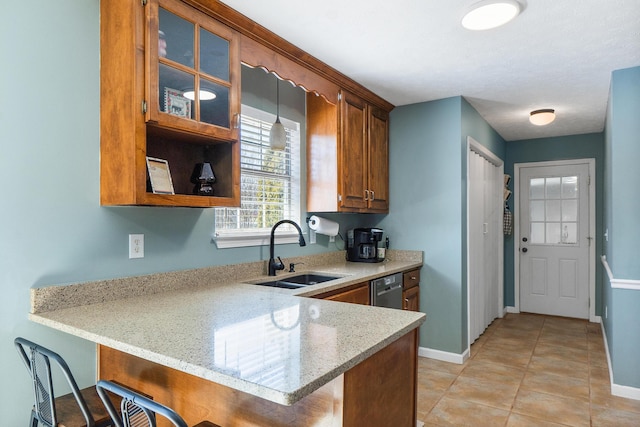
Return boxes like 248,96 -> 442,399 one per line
276,78 -> 280,119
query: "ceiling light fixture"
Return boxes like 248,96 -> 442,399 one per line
462,0 -> 521,31
529,109 -> 556,126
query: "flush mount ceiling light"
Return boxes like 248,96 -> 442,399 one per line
462,0 -> 521,31
529,109 -> 556,126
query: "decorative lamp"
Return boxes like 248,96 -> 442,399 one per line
191,162 -> 216,196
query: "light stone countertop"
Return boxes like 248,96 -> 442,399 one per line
29,250 -> 426,405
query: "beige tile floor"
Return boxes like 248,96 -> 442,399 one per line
417,313 -> 640,426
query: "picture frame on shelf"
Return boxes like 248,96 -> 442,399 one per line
164,87 -> 191,118
146,157 -> 175,195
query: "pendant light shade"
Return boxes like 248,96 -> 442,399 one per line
270,78 -> 286,150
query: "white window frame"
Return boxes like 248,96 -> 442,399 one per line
213,104 -> 302,249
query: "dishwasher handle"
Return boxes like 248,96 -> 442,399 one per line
375,282 -> 402,296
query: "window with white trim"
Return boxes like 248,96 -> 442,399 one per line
214,105 -> 301,248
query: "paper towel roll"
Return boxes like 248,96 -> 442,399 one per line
308,215 -> 339,237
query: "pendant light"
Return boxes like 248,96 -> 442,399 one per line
270,78 -> 286,150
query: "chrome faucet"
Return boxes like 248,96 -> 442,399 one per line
269,220 -> 306,276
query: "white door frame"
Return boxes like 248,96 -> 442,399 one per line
514,158 -> 597,322
466,136 -> 504,351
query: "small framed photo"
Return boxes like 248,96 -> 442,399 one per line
146,157 -> 175,195
164,87 -> 191,118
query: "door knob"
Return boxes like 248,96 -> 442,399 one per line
522,247 -> 528,253
522,237 -> 528,242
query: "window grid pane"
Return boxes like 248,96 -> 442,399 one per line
215,108 -> 299,234
528,175 -> 579,245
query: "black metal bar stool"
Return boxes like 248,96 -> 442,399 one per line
15,337 -> 115,427
96,380 -> 220,427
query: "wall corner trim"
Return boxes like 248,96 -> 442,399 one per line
601,255 -> 640,290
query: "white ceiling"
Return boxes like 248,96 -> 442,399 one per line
219,0 -> 640,141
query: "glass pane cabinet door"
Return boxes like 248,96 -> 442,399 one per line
147,0 -> 239,140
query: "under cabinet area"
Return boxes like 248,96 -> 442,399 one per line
100,0 -> 240,207
403,269 -> 421,312
307,90 -> 390,213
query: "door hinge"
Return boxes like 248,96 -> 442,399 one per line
142,101 -> 147,114
588,175 -> 591,186
338,194 -> 342,202
141,0 -> 147,6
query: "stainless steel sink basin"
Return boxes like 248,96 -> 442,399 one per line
280,273 -> 340,285
249,273 -> 341,289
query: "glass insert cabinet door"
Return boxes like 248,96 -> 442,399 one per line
145,0 -> 240,141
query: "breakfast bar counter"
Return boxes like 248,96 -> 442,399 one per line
29,251 -> 425,426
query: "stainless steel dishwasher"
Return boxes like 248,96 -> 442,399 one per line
371,273 -> 403,309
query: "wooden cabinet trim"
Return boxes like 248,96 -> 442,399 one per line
179,0 -> 393,111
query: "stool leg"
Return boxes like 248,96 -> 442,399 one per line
29,410 -> 38,427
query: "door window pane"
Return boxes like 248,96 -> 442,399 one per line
545,177 -> 561,199
561,176 -> 578,198
530,178 -> 545,199
562,223 -> 577,244
199,78 -> 229,127
531,223 -> 545,244
530,200 -> 545,221
546,200 -> 561,222
546,223 -> 561,244
562,199 -> 578,222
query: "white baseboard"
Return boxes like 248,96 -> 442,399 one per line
506,306 -> 519,314
418,346 -> 468,365
601,322 -> 640,401
590,315 -> 602,323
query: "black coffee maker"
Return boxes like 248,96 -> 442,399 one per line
346,228 -> 384,263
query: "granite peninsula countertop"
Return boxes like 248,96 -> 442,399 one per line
29,251 -> 425,405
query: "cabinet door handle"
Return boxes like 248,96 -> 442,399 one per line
410,276 -> 416,280
370,190 -> 375,201
232,113 -> 240,129
364,190 -> 370,201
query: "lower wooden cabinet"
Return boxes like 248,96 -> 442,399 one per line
315,282 -> 370,305
403,269 -> 421,312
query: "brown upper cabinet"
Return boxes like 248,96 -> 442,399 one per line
101,0 -> 392,208
307,91 -> 390,213
100,0 -> 241,207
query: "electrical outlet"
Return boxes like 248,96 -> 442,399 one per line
129,234 -> 144,259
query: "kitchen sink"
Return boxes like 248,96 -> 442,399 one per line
249,273 -> 341,289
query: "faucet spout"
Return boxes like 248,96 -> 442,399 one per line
269,220 -> 306,276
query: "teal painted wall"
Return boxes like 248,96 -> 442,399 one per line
504,133 -> 605,314
0,2 -> 352,422
380,97 -> 505,354
603,66 -> 640,388
380,98 -> 464,353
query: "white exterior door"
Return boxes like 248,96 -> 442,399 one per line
518,162 -> 591,319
